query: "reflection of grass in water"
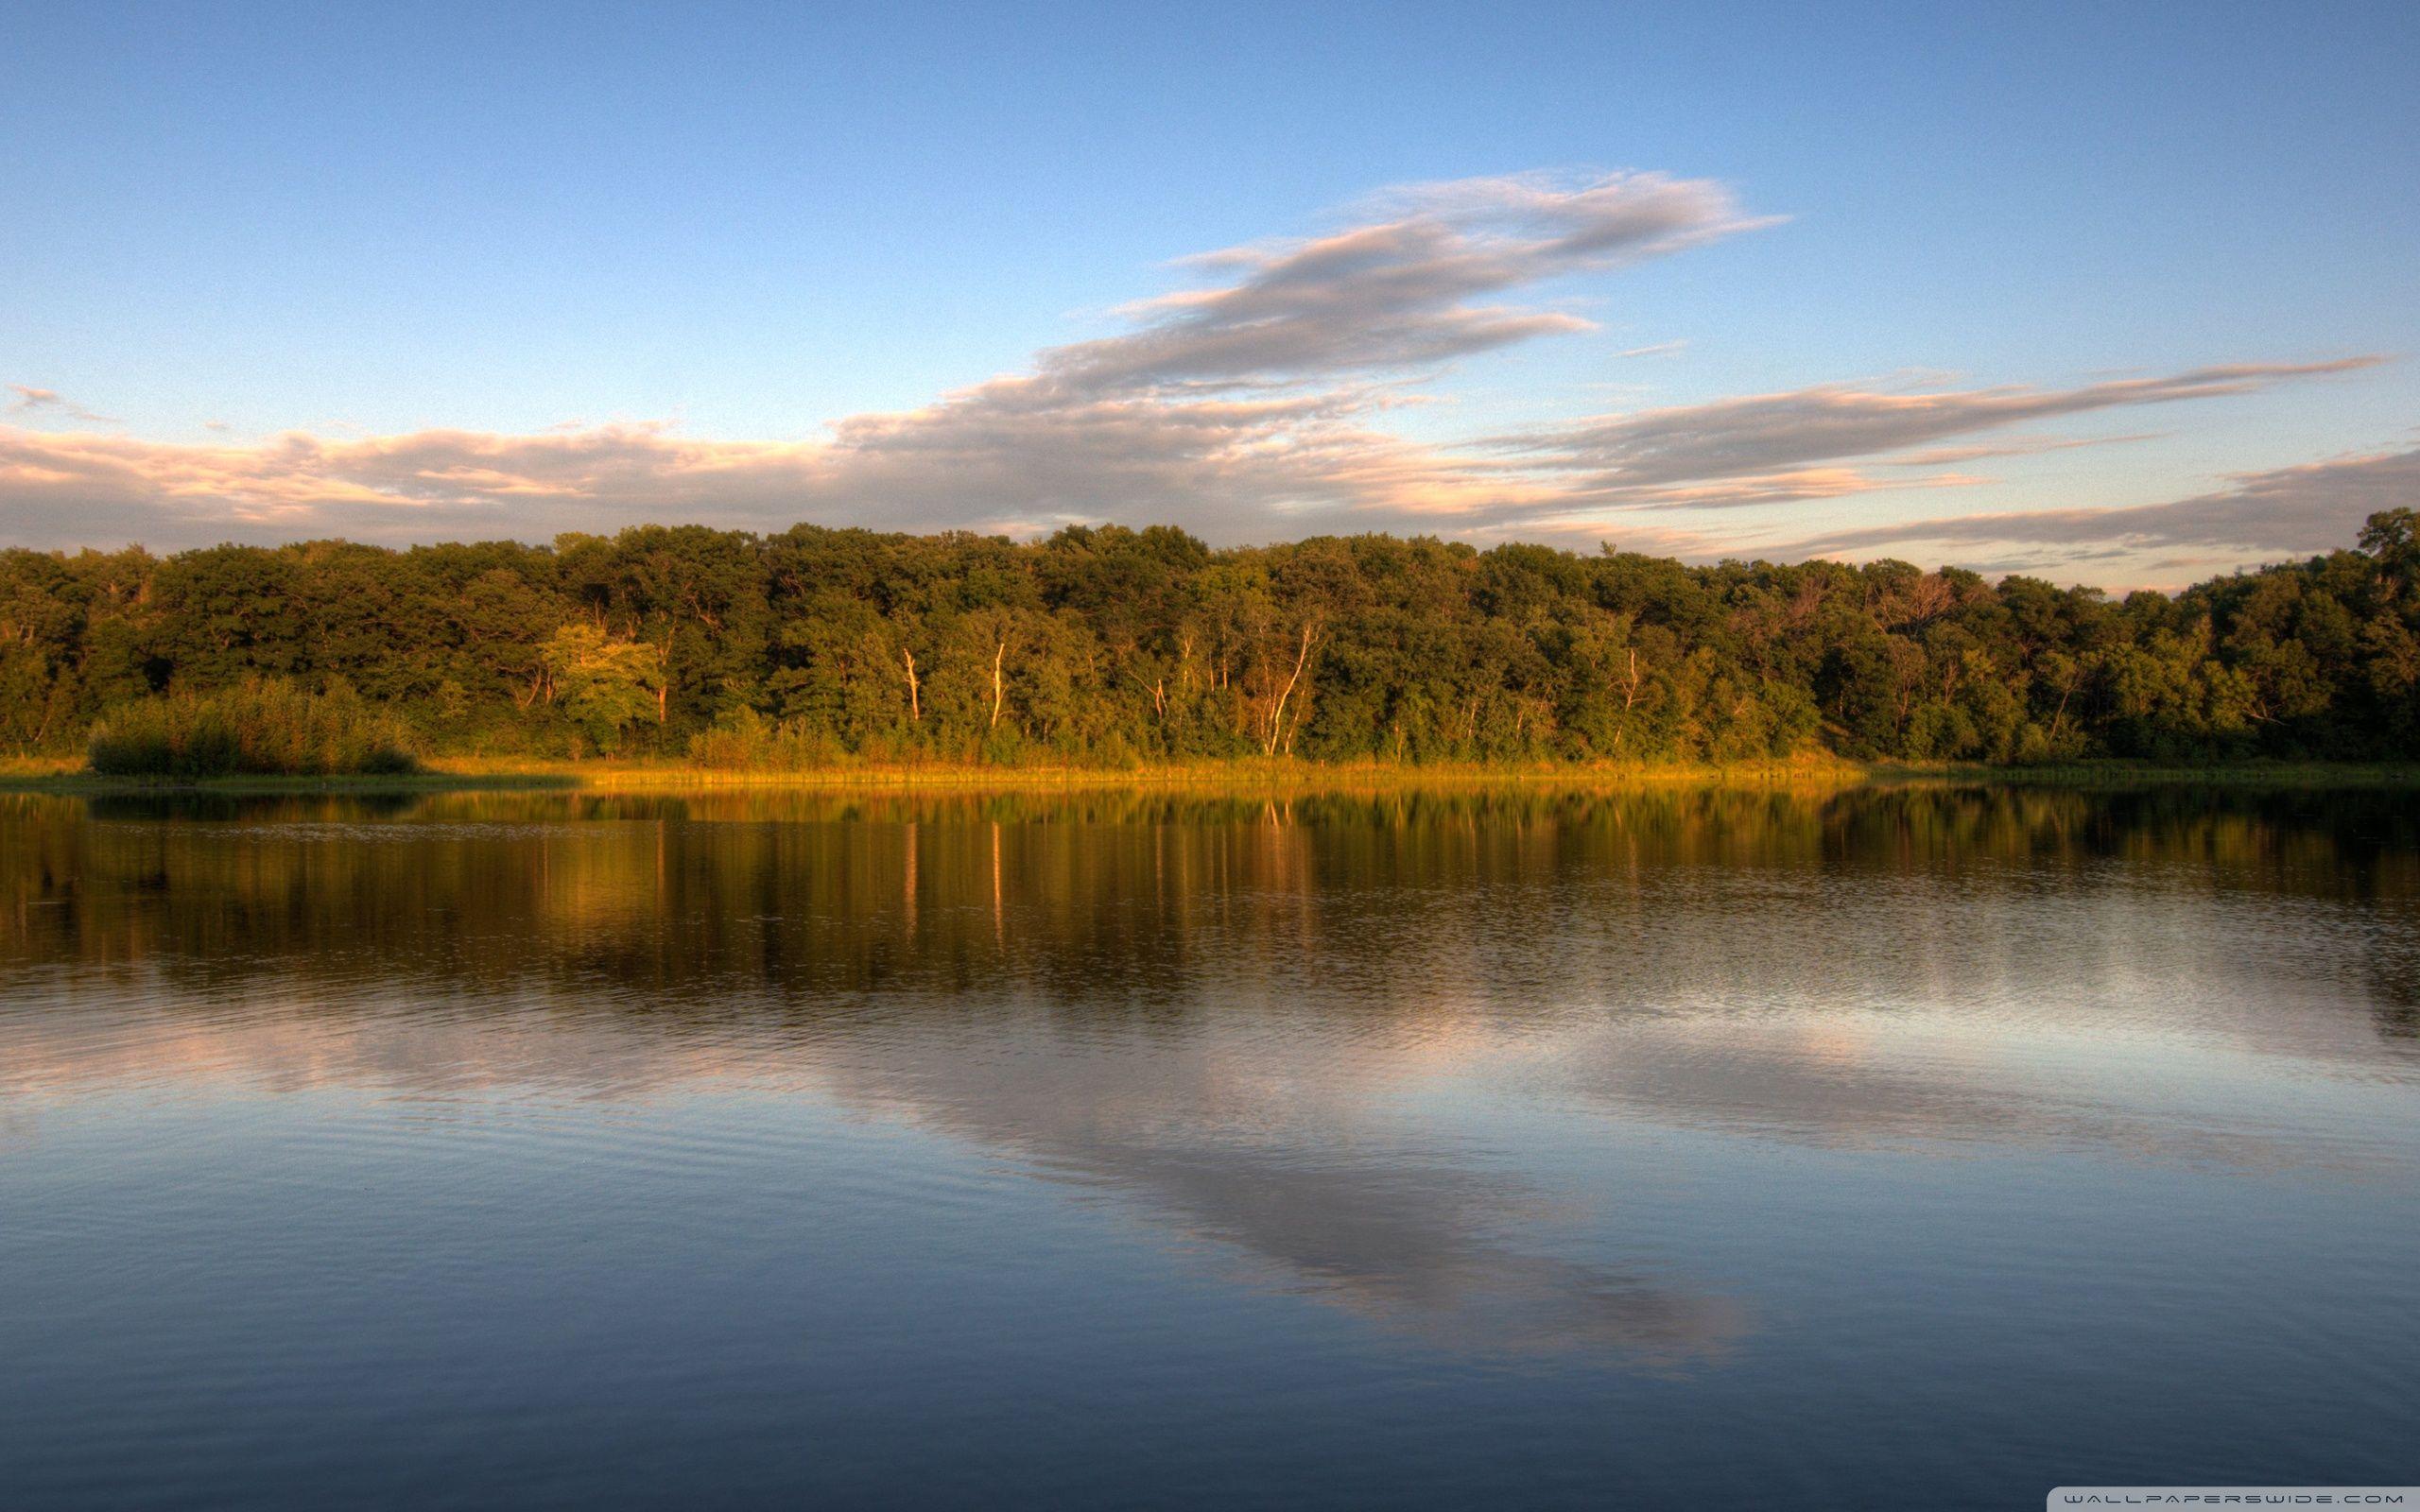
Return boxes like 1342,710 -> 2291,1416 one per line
1868,760 -> 2420,789
11,774 -> 2417,855
3,752 -> 2417,797
0,766 -> 579,795
431,752 -> 1876,793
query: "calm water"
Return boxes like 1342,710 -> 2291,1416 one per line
2,784 -> 2416,1510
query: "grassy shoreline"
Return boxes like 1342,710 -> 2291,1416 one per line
5,753 -> 2417,796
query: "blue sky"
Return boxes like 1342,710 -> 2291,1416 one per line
4,0 -> 2414,585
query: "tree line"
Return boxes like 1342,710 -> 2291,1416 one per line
3,510 -> 2416,767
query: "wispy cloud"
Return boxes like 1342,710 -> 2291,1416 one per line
1054,170 -> 1765,393
2,170 -> 1768,547
1481,361 -> 2382,509
1786,446 -> 2420,570
1879,432 -> 2163,468
7,384 -> 119,425
0,169 -> 2397,585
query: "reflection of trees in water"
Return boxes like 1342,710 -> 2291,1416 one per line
4,783 -> 2415,1358
4,785 -> 2414,1013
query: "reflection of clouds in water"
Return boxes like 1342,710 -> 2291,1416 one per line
6,785 -> 2419,1354
1066,1147 -> 1747,1362
1526,1016 -> 2406,1176
807,1028 -> 1749,1363
0,988 -> 1749,1364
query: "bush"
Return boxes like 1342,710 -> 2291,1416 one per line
88,679 -> 420,777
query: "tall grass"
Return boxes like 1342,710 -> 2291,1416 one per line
684,708 -> 1139,772
685,708 -> 844,771
88,680 -> 419,778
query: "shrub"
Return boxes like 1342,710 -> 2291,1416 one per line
88,679 -> 420,777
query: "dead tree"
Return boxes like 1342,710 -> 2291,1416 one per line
1264,621 -> 1319,757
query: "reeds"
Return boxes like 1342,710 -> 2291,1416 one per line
683,708 -> 847,771
88,680 -> 419,777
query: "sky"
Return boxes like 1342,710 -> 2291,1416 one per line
3,0 -> 2414,588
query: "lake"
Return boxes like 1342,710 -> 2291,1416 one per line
2,783 -> 2415,1509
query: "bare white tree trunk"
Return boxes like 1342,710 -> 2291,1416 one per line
1264,621 -> 1318,757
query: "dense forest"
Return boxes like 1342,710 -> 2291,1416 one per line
3,510 -> 2416,769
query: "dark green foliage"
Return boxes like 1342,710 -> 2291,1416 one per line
8,509 -> 2417,766
87,679 -> 419,777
